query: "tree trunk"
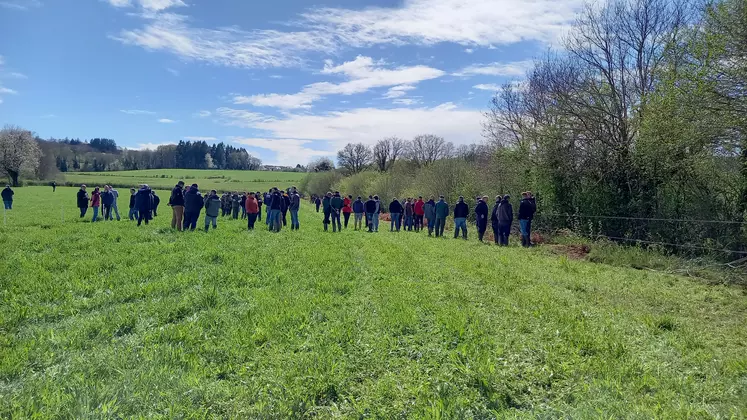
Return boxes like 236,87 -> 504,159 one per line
8,170 -> 19,187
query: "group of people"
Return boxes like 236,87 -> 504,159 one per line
165,181 -> 302,232
315,191 -> 537,246
76,184 -> 160,224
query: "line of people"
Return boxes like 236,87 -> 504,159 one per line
165,181 -> 302,232
316,191 -> 537,246
75,184 -> 160,223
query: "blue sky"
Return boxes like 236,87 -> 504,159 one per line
0,0 -> 582,165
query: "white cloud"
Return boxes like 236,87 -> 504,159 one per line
392,98 -> 420,105
120,109 -> 156,115
0,87 -> 18,95
464,48 -> 474,54
132,142 -> 174,150
383,84 -> 416,99
231,137 -> 332,166
235,56 -> 442,109
194,110 -> 211,118
158,118 -> 176,123
0,0 -> 42,10
269,75 -> 283,79
166,67 -> 179,76
454,60 -> 533,77
473,83 -> 501,91
217,103 -> 483,151
112,0 -> 580,69
183,136 -> 217,141
107,0 -> 131,7
4,72 -> 27,79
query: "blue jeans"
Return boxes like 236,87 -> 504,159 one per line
129,208 -> 138,220
435,217 -> 446,237
111,202 -> 121,220
520,219 -> 531,236
290,209 -> 299,229
404,215 -> 413,230
454,217 -> 467,238
390,213 -> 401,231
92,206 -> 99,222
183,211 -> 199,231
268,209 -> 281,232
205,215 -> 217,231
427,217 -> 436,234
3,200 -> 11,210
367,213 -> 378,231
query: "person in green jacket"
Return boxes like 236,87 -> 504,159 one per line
322,192 -> 333,231
434,195 -> 449,237
330,191 -> 344,232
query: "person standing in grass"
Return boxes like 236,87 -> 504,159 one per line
256,191 -> 263,221
101,185 -> 114,221
414,196 -> 425,232
492,195 -> 513,246
315,196 -> 322,212
52,181 -> 56,192
281,190 -> 291,227
269,188 -> 283,232
90,187 -> 101,222
168,180 -> 185,231
231,192 -> 241,219
111,186 -> 121,221
265,191 -> 274,227
322,192 -> 332,231
77,185 -> 89,218
424,196 -> 436,236
404,198 -> 414,231
374,195 -> 381,232
289,189 -> 301,230
389,197 -> 403,232
365,195 -> 377,232
330,192 -> 344,232
203,190 -> 221,232
453,196 -> 469,239
353,196 -> 364,230
183,183 -> 203,231
151,191 -> 160,217
434,196 -> 449,237
240,193 -> 247,219
2,184 -> 14,210
475,196 -> 489,242
135,184 -> 153,226
128,188 -> 138,221
518,192 -> 536,247
246,192 -> 259,230
342,194 -> 353,229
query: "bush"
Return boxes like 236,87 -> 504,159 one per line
333,171 -> 377,199
299,171 -> 343,197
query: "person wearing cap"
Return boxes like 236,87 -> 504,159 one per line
518,191 -> 537,247
136,184 -> 153,226
453,196 -> 469,239
492,194 -> 513,246
183,183 -> 204,231
168,180 -> 186,231
434,196 -> 449,237
2,184 -> 14,210
203,189 -> 221,231
475,196 -> 489,242
77,185 -> 89,217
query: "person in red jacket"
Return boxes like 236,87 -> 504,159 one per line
342,194 -> 353,229
245,192 -> 260,230
90,187 -> 101,222
414,196 -> 425,232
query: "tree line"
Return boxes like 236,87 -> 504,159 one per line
302,0 -> 747,259
0,128 -> 265,186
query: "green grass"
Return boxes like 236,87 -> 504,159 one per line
1,187 -> 746,418
56,169 -> 305,192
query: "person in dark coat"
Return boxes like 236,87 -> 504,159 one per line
365,195 -> 378,232
256,191 -> 263,221
315,196 -> 322,213
453,196 -> 469,239
475,196 -> 489,242
204,190 -> 221,231
389,198 -> 403,232
128,188 -> 138,221
434,196 -> 449,237
135,184 -> 153,226
76,185 -> 89,217
151,191 -> 160,217
240,193 -> 247,219
168,181 -> 185,231
491,195 -> 513,246
518,192 -> 537,247
2,184 -> 14,210
281,191 -> 291,226
424,197 -> 436,236
183,184 -> 204,231
52,181 -> 56,192
352,196 -> 365,230
101,186 -> 115,221
322,192 -> 332,231
269,188 -> 283,232
231,193 -> 241,219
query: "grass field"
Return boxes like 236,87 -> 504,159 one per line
1,187 -> 746,418
58,169 -> 305,193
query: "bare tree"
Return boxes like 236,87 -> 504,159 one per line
0,125 -> 41,186
373,137 -> 406,171
337,143 -> 373,174
308,157 -> 335,172
406,134 -> 453,167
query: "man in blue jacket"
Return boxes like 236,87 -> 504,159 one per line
101,186 -> 115,221
352,196 -> 365,230
453,196 -> 469,239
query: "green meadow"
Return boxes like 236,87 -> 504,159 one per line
1,187 -> 746,418
58,169 -> 305,193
